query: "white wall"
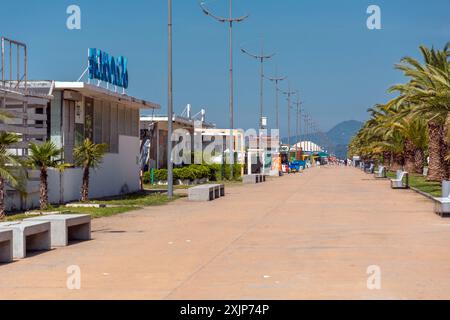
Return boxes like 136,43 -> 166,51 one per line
7,135 -> 140,210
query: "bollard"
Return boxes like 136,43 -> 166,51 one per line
150,168 -> 155,185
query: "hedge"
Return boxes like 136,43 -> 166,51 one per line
143,164 -> 242,184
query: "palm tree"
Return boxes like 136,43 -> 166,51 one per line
28,141 -> 64,210
393,116 -> 428,174
390,44 -> 450,180
73,139 -> 107,202
0,132 -> 22,219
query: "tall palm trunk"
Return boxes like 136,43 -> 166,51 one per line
444,113 -> 450,180
39,167 -> 49,210
427,121 -> 445,181
414,149 -> 425,175
81,165 -> 90,202
403,140 -> 416,173
391,153 -> 404,171
382,151 -> 391,167
0,177 -> 5,219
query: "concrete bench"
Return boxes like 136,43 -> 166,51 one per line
374,166 -> 387,179
364,163 -> 375,174
243,174 -> 266,184
391,170 -> 409,189
0,230 -> 13,263
188,184 -> 225,202
433,181 -> 450,217
0,221 -> 51,259
26,214 -> 91,247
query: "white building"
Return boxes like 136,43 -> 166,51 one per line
5,81 -> 159,211
291,141 -> 324,153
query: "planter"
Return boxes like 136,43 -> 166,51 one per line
157,180 -> 168,186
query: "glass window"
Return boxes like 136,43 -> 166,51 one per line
85,97 -> 94,141
110,103 -> 118,153
102,101 -> 111,152
93,99 -> 102,145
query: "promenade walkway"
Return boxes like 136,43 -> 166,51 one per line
1,166 -> 449,299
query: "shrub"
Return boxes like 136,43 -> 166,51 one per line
151,164 -> 240,183
143,171 -> 150,184
207,164 -> 223,181
154,169 -> 168,182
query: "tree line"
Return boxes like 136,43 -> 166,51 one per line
349,44 -> 450,181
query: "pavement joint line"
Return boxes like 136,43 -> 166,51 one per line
162,170 -> 318,300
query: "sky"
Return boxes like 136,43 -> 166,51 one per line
1,0 -> 449,135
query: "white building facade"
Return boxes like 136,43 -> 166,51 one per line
5,81 -> 159,211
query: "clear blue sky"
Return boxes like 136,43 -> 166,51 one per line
1,0 -> 449,134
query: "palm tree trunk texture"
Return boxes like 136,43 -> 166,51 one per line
383,152 -> 391,167
39,167 -> 49,210
403,140 -> 416,173
414,149 -> 425,175
0,177 -> 5,219
81,166 -> 90,202
391,153 -> 404,171
427,121 -> 445,181
444,113 -> 450,180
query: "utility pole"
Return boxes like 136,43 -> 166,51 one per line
281,84 -> 296,153
293,92 -> 302,155
265,69 -> 286,130
241,41 -> 275,129
167,0 -> 174,198
200,0 -> 248,179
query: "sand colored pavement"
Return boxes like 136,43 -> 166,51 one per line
1,166 -> 450,300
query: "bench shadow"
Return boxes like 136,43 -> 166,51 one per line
25,248 -> 55,258
66,239 -> 95,246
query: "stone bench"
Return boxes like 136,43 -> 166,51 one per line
243,174 -> 266,184
374,166 -> 387,179
26,214 -> 91,247
0,221 -> 51,259
188,184 -> 225,202
390,170 -> 409,189
364,164 -> 375,174
0,230 -> 13,263
433,181 -> 450,217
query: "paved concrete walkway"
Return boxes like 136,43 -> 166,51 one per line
1,166 -> 450,300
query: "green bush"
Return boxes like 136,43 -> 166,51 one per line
143,171 -> 150,184
154,169 -> 168,182
151,164 -> 241,183
207,164 -> 223,181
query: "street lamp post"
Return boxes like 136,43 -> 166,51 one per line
293,92 -> 302,154
200,0 -> 248,180
281,84 -> 296,152
241,42 -> 275,130
265,70 -> 286,130
167,0 -> 174,198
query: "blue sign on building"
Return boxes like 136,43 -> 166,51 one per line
88,48 -> 129,89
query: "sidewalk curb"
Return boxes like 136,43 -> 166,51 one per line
409,186 -> 435,201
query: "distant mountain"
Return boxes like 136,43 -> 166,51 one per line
282,120 -> 363,159
326,120 -> 364,146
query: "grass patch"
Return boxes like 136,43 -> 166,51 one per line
78,192 -> 181,207
3,192 -> 181,222
387,171 -> 442,197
